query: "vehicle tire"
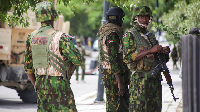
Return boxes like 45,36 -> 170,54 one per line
0,65 -> 7,81
17,89 -> 37,103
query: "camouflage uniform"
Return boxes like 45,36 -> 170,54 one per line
24,1 -> 82,112
123,6 -> 162,112
171,46 -> 178,69
75,39 -> 86,81
97,22 -> 130,112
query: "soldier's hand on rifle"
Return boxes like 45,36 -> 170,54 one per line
149,45 -> 163,54
162,46 -> 170,54
118,82 -> 125,96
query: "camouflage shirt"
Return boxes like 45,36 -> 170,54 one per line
123,26 -> 160,71
24,25 -> 82,74
100,32 -> 123,74
123,26 -> 140,64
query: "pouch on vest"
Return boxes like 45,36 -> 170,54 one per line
128,27 -> 155,72
30,26 -> 55,70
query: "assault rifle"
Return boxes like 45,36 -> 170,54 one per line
143,32 -> 179,102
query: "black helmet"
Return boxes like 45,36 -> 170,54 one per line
106,6 -> 125,25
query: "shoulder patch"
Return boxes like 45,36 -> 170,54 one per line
108,40 -> 113,43
123,33 -> 127,38
31,37 -> 47,45
64,34 -> 70,39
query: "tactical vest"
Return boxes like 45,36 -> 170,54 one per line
30,26 -> 70,80
127,27 -> 156,72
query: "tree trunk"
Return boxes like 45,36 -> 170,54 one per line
0,20 -> 5,28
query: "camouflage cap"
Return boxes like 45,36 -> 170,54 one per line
35,1 -> 58,22
131,6 -> 152,25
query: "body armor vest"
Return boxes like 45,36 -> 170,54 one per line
30,26 -> 70,80
128,27 -> 156,72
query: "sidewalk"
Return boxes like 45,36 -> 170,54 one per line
75,91 -> 106,112
162,59 -> 182,112
75,58 -> 183,112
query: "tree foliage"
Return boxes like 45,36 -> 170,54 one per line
1,0 -> 199,42
0,0 -> 41,27
0,0 -> 133,38
57,0 -> 103,38
1,0 -> 179,28
0,0 -> 94,28
56,0 -> 134,38
160,0 -> 200,44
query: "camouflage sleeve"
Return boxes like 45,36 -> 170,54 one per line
105,32 -> 121,74
24,36 -> 34,74
59,34 -> 82,65
123,32 -> 138,64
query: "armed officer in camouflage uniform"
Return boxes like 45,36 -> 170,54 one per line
24,1 -> 82,112
75,39 -> 86,83
123,6 -> 170,112
97,6 -> 130,112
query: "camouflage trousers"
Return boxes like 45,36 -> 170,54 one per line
75,61 -> 85,81
129,72 -> 162,112
35,75 -> 77,112
103,73 -> 129,112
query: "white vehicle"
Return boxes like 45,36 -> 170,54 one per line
93,39 -> 98,51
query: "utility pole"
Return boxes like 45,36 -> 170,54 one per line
155,0 -> 160,39
94,0 -> 110,103
155,0 -> 159,24
101,0 -> 110,25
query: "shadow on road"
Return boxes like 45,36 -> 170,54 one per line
0,99 -> 36,109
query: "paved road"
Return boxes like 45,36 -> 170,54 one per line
0,75 -> 99,112
0,86 -> 37,112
